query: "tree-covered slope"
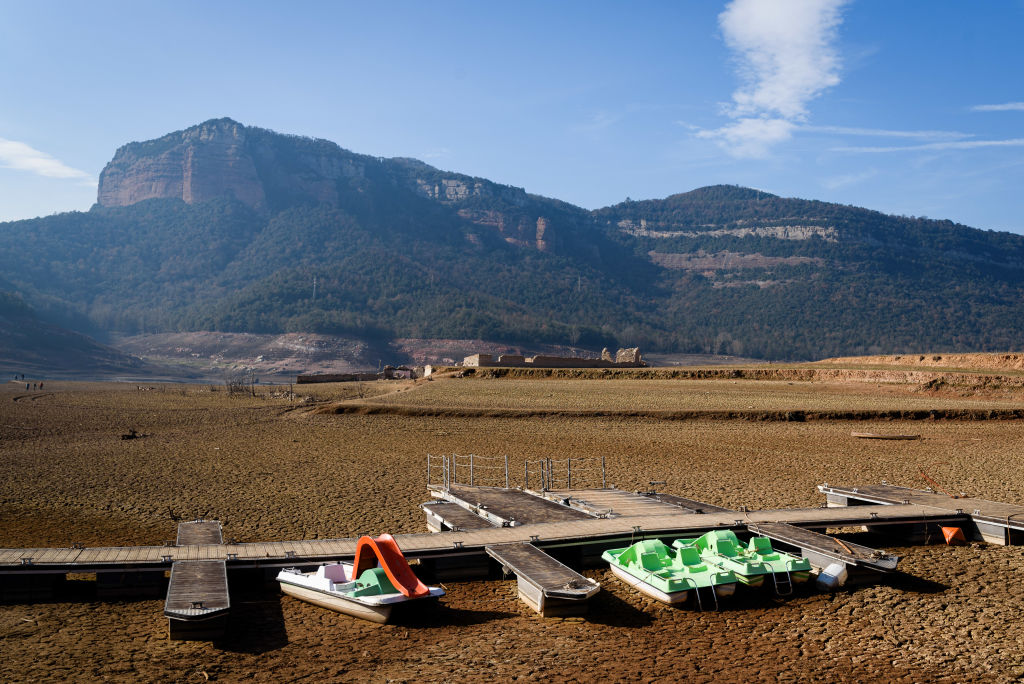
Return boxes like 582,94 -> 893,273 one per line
1,119 -> 1023,361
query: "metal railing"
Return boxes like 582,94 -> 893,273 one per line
427,453 -> 510,489
524,455 -> 606,491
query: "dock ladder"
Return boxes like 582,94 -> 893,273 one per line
771,570 -> 793,597
693,584 -> 720,612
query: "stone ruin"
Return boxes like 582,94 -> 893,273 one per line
462,348 -> 644,369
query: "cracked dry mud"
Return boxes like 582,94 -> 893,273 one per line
1,378 -> 1023,682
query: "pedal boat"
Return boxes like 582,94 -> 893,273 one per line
276,534 -> 444,624
601,539 -> 737,604
672,530 -> 810,587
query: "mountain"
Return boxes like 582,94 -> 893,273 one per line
1,117 -> 1022,362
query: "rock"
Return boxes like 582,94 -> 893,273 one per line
97,118 -> 365,210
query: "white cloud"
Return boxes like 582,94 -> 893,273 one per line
697,117 -> 795,158
971,102 -> 1024,112
802,124 -> 970,140
720,0 -> 847,120
0,137 -> 95,186
832,138 -> 1024,153
699,0 -> 848,157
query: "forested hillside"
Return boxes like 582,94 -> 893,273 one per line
1,118 -> 1023,361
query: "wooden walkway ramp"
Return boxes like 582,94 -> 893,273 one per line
485,543 -> 599,616
428,484 -> 591,526
538,488 -> 687,517
641,492 -> 732,514
421,501 -> 497,532
821,483 -> 1024,545
165,521 -> 229,640
0,503 -> 965,573
747,522 -> 898,572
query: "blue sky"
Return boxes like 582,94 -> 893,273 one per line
1,1 -> 1023,233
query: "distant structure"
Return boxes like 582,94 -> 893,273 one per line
296,365 -> 417,384
462,347 -> 645,369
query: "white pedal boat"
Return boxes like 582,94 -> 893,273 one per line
276,534 -> 444,624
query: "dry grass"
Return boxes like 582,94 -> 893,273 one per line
2,376 -> 1024,682
359,376 -> 1024,413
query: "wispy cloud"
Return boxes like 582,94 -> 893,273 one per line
572,111 -> 621,134
802,124 -> 970,140
971,102 -> 1024,112
0,137 -> 95,185
832,138 -> 1024,153
698,0 -> 849,158
698,118 -> 796,158
821,168 -> 877,189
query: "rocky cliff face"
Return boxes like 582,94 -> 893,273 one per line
98,119 -> 266,208
94,118 -> 584,256
97,118 -> 366,210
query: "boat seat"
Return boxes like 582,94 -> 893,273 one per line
750,537 -> 773,554
715,540 -> 738,557
677,546 -> 702,566
322,564 -> 349,582
640,551 -> 669,571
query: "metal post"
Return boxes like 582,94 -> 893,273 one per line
427,453 -> 431,486
505,454 -> 510,489
470,454 -> 475,487
567,458 -> 572,489
602,454 -> 606,488
524,460 -> 529,491
451,453 -> 457,486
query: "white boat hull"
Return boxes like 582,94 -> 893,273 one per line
609,564 -> 690,604
279,580 -> 393,624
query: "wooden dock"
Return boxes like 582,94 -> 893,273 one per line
165,521 -> 230,640
536,488 -> 687,518
164,560 -> 229,640
641,492 -> 732,514
746,522 -> 898,572
485,542 -> 600,616
421,502 -> 498,532
176,520 -> 224,545
1,482 -> 1020,640
820,483 -> 1024,545
0,503 -> 963,573
427,484 -> 592,526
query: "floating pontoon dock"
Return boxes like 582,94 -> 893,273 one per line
485,542 -> 600,616
2,471 -> 1022,637
164,521 -> 230,640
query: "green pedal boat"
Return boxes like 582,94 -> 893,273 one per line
602,539 -> 737,605
672,531 -> 811,591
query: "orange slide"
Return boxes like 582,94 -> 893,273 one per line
352,534 -> 431,598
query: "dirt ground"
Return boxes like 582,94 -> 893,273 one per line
1,375 -> 1023,682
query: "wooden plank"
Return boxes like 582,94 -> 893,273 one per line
748,521 -> 898,570
165,560 -> 229,619
445,485 -> 591,524
485,543 -> 596,596
641,492 -> 729,513
422,502 -> 497,530
0,497 -> 981,572
821,484 -> 1024,526
176,521 -> 223,546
